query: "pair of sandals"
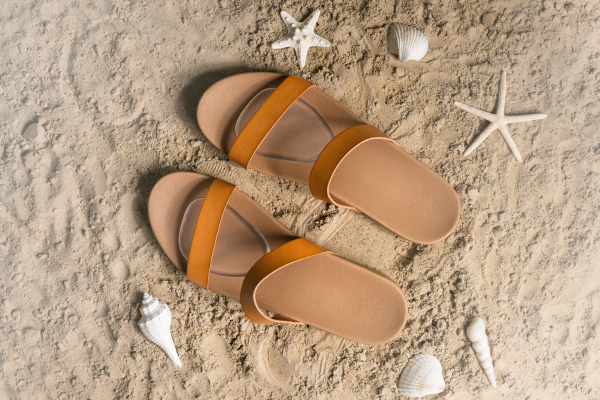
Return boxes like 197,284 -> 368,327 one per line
148,73 -> 461,345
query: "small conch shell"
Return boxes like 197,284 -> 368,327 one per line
467,317 -> 496,388
398,354 -> 445,397
138,293 -> 182,368
387,23 -> 429,62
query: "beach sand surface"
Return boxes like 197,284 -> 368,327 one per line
0,0 -> 599,398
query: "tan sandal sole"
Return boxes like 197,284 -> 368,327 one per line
197,73 -> 461,244
149,172 -> 408,344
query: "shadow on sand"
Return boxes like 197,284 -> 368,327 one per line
137,67 -> 266,251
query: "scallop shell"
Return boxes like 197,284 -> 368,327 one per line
387,23 -> 429,62
467,317 -> 496,388
398,354 -> 445,397
138,293 -> 182,368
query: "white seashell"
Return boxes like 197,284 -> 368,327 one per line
387,23 -> 429,62
138,293 -> 182,368
398,354 -> 445,397
467,317 -> 496,388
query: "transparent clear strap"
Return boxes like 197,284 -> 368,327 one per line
235,88 -> 334,163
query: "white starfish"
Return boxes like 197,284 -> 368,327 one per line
454,71 -> 548,162
271,10 -> 330,69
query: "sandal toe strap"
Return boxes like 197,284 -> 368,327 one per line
186,179 -> 236,291
228,75 -> 314,169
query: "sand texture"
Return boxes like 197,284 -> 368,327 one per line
1,0 -> 599,399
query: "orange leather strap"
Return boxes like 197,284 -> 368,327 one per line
240,238 -> 329,325
228,75 -> 314,169
186,179 -> 236,291
309,124 -> 394,208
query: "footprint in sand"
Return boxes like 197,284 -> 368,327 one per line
63,23 -> 146,127
200,334 -> 235,388
256,339 -> 293,391
109,259 -> 129,284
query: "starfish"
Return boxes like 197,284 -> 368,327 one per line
454,71 -> 548,162
271,10 -> 330,69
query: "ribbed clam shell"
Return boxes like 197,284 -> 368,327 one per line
467,317 -> 496,388
387,23 -> 429,62
398,354 -> 445,397
138,293 -> 182,368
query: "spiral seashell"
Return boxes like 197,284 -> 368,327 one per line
398,354 -> 445,397
467,317 -> 496,388
387,23 -> 429,62
138,293 -> 182,368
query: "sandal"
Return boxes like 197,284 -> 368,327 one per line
148,172 -> 408,344
197,73 -> 461,244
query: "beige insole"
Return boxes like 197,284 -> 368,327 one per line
197,73 -> 461,244
148,172 -> 408,344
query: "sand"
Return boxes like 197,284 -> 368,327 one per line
1,0 -> 599,399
